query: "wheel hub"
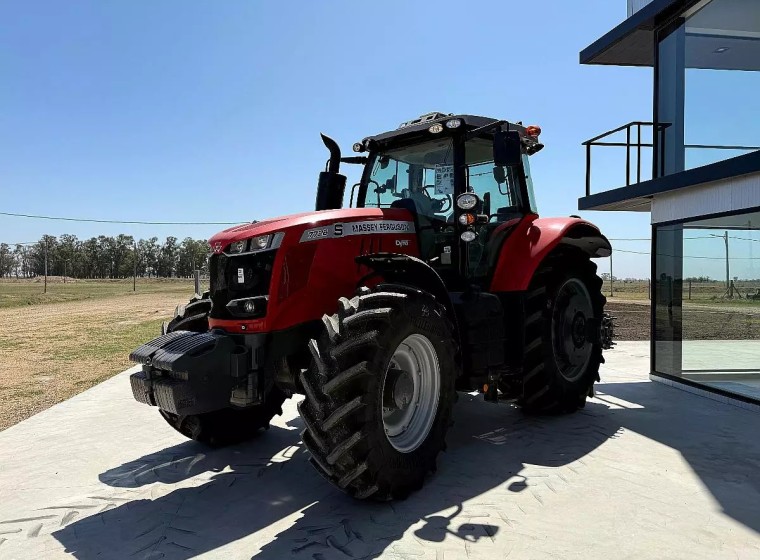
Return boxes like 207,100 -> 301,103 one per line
571,312 -> 587,348
381,334 -> 440,454
384,367 -> 415,409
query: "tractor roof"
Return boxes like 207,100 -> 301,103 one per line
362,112 -> 530,148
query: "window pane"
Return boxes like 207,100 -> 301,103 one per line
683,0 -> 760,170
655,209 -> 760,401
363,138 -> 454,215
680,211 -> 760,400
657,23 -> 685,176
654,224 -> 683,375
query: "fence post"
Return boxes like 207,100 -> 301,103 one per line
194,270 -> 201,296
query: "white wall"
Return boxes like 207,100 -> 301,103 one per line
628,0 -> 655,17
651,173 -> 760,223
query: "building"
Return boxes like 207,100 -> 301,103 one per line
579,0 -> 760,405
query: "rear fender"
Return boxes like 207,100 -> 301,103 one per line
489,216 -> 611,292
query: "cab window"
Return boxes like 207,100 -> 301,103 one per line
465,136 -> 522,220
361,138 -> 454,221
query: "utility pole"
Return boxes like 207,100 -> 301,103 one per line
710,231 -> 732,298
724,231 -> 730,296
63,259 -> 67,283
44,239 -> 48,294
133,242 -> 138,292
609,253 -> 613,298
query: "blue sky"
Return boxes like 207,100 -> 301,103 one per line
0,0 -> 658,277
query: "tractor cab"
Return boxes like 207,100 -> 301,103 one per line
351,113 -> 543,287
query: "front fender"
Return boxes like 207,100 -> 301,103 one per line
489,216 -> 611,292
355,252 -> 459,332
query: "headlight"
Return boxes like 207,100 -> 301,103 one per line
428,123 -> 444,134
229,240 -> 246,254
457,193 -> 479,210
251,235 -> 271,250
445,119 -> 462,129
225,232 -> 282,255
460,231 -> 477,242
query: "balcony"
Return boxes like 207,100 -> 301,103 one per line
583,121 -> 669,198
579,120 -> 760,212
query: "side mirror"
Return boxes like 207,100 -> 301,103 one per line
492,166 -> 506,184
483,192 -> 491,216
493,130 -> 522,167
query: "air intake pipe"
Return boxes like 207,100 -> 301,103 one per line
315,133 -> 347,211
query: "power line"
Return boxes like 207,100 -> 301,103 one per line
614,248 -> 757,260
0,211 -> 249,225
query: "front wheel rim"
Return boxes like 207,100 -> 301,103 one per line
381,334 -> 440,453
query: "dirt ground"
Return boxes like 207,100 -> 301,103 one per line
606,300 -> 650,341
607,299 -> 760,341
0,292 -> 181,430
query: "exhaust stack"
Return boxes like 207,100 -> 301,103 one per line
315,134 -> 347,211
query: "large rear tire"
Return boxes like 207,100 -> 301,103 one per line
299,284 -> 457,500
520,252 -> 605,414
158,292 -> 285,447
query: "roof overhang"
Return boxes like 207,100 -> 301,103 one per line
580,0 -> 700,66
578,150 -> 760,211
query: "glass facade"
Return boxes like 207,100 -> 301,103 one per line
656,0 -> 760,177
653,209 -> 760,401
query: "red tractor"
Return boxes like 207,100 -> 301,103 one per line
130,112 -> 614,500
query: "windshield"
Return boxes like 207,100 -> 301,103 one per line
360,138 -> 454,220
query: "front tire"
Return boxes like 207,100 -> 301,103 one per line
520,252 -> 605,414
299,284 -> 457,500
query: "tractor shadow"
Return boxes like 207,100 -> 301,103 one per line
53,381 -> 760,559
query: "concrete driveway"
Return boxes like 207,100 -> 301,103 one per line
0,342 -> 759,559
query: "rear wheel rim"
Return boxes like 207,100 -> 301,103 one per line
551,278 -> 594,382
381,334 -> 440,453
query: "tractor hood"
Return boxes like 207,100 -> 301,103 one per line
208,207 -> 413,253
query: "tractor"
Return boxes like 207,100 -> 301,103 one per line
129,112 -> 614,501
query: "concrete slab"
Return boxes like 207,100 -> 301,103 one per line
682,340 -> 760,371
1,342 -> 759,559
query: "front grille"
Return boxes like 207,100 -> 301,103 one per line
209,250 -> 276,319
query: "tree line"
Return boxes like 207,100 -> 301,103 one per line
0,235 -> 210,279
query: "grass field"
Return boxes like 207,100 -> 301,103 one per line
0,278 -> 201,431
2,275 -> 758,432
0,276 -> 203,309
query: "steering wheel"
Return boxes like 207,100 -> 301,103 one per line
422,185 -> 453,213
435,195 -> 453,213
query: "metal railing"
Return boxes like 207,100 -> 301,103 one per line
583,121 -> 760,197
583,121 -> 670,197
